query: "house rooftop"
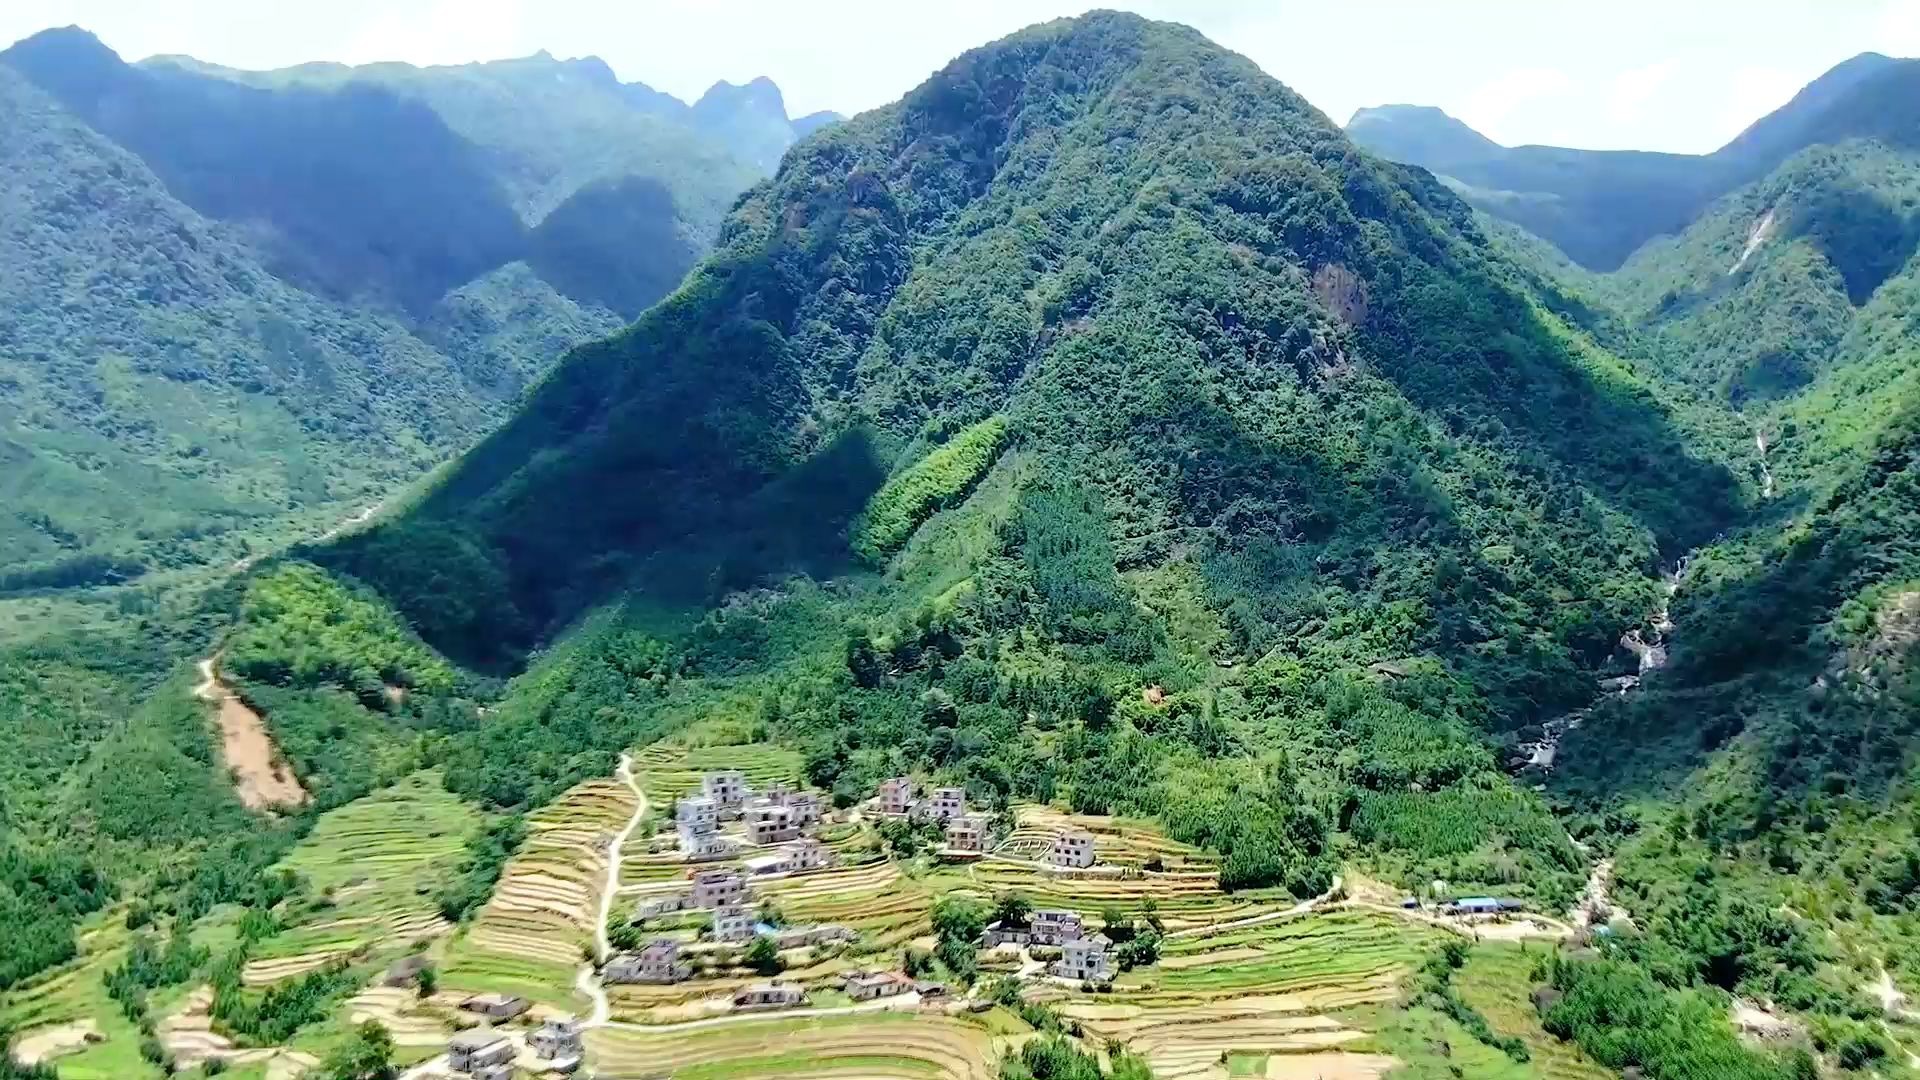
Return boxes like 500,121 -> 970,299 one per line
449,1028 -> 510,1051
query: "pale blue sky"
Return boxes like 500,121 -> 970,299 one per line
4,0 -> 1915,153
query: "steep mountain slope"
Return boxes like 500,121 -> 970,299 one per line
337,12 -> 1736,681
1348,52 -> 1919,270
0,64 -> 520,586
1607,140 -> 1920,403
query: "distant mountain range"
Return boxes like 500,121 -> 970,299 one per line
1348,51 -> 1920,269
0,26 -> 838,587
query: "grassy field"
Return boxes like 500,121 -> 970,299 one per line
244,771 -> 479,981
437,772 -> 639,1009
587,1010 -> 1002,1079
1453,941 -> 1612,1080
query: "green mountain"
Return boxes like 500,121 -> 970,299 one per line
0,63 -> 532,591
0,28 -> 800,595
1348,52 -> 1918,270
6,13 -> 1919,1080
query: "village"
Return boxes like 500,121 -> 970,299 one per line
390,758 -> 1554,1080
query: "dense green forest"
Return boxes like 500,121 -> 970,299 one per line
2,10 -> 1918,1080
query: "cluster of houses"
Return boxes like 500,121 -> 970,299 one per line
445,1000 -> 583,1077
610,861 -> 857,987
982,907 -> 1113,982
874,777 -> 994,857
872,778 -> 1098,869
675,771 -> 825,860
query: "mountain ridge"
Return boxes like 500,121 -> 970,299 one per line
1347,51 -> 1920,269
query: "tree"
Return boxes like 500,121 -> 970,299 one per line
315,1021 -> 396,1080
745,935 -> 784,976
993,891 -> 1032,929
414,964 -> 437,999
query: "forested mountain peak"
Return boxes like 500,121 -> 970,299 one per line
1348,50 -> 1920,270
339,7 -> 1732,715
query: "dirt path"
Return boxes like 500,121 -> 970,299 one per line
1164,875 -> 1342,940
194,654 -> 308,811
579,752 -> 649,1028
232,502 -> 382,572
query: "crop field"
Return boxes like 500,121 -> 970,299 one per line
243,772 -> 478,983
586,1010 -> 1002,1079
1453,941 -> 1611,1080
634,741 -> 803,805
1030,911 -> 1440,1080
438,772 -> 638,1007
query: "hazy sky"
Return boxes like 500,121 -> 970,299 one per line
4,1 -> 1916,153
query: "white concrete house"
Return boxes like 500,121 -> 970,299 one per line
877,776 -> 915,816
712,904 -> 754,943
1052,934 -> 1113,981
1049,829 -> 1096,868
925,786 -> 967,822
691,868 -> 747,909
702,770 -> 749,809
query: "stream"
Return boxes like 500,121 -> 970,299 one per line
1517,559 -> 1688,772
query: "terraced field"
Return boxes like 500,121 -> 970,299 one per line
1040,911 -> 1441,1080
634,741 -> 803,805
967,858 -> 1279,932
244,772 -> 478,984
1009,804 -> 1219,870
587,1011 -> 1001,1079
3,917 -> 155,1079
440,772 -> 639,1007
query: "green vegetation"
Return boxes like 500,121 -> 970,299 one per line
1001,1036 -> 1155,1080
1348,53 -> 1919,270
228,563 -> 454,698
854,416 -> 1009,559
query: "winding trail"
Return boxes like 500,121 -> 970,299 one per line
583,752 -> 648,1028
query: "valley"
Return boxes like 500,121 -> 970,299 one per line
2,8 -> 1918,1080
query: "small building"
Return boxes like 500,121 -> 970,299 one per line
634,891 -> 690,920
877,776 -> 915,816
1446,896 -> 1511,916
676,794 -> 719,833
458,993 -> 530,1021
691,868 -> 747,909
1052,934 -> 1113,982
746,802 -> 800,844
733,981 -> 805,1011
844,970 -> 914,1001
530,1017 -> 585,1063
944,816 -> 985,853
915,980 -> 949,999
744,853 -> 791,877
787,837 -> 832,872
382,953 -> 431,988
1048,829 -> 1096,869
925,787 -> 967,822
448,1028 -> 514,1072
681,831 -> 736,862
1029,909 -> 1085,945
472,1067 -> 512,1080
770,923 -> 855,949
703,770 -> 749,808
712,904 -> 754,944
606,939 -> 688,984
982,922 -> 1032,948
785,791 -> 823,827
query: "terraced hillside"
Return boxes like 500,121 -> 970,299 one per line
243,773 -> 479,984
439,773 -> 641,1007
